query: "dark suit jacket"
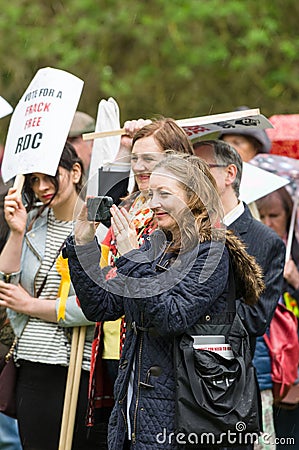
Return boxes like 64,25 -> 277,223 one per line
229,205 -> 286,352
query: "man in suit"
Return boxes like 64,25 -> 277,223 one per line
193,139 -> 286,450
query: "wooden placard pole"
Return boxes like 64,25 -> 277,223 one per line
82,108 -> 261,141
64,326 -> 87,450
58,326 -> 87,450
286,194 -> 299,261
13,174 -> 25,196
58,326 -> 79,450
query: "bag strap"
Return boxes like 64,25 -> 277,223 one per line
225,259 -> 237,314
5,336 -> 17,363
27,209 -> 67,298
196,258 -> 236,326
35,239 -> 67,298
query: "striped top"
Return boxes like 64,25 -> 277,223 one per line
16,209 -> 92,371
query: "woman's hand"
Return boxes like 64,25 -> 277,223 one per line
111,204 -> 139,255
0,281 -> 34,315
0,281 -> 57,322
74,202 -> 97,245
4,187 -> 27,235
284,258 -> 299,290
114,118 -> 152,164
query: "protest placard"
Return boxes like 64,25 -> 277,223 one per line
87,97 -> 122,197
1,67 -> 84,183
82,108 -> 273,142
179,109 -> 273,142
0,96 -> 13,119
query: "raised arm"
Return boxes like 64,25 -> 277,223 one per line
64,236 -> 125,322
0,187 -> 27,274
113,119 -> 152,164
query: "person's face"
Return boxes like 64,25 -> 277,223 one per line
193,145 -> 227,197
148,168 -> 187,233
258,196 -> 288,239
221,134 -> 256,162
29,166 -> 79,210
131,136 -> 165,191
67,136 -> 92,172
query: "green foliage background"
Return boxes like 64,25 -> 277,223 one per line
1,0 -> 299,139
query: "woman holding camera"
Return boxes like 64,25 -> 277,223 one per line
102,117 -> 194,262
0,143 -> 100,450
86,118 -> 195,430
65,154 -> 264,450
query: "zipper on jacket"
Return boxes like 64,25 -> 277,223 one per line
121,408 -> 128,433
132,312 -> 144,445
119,390 -> 128,434
25,234 -> 43,261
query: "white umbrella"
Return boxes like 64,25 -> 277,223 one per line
0,96 -> 13,119
250,153 -> 299,260
240,162 -> 289,205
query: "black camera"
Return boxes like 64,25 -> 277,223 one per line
86,196 -> 113,226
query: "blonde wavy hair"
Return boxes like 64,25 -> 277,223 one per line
152,154 -> 224,251
152,154 -> 264,305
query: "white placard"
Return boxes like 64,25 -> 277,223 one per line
180,109 -> 273,142
83,108 -> 274,143
0,96 -> 13,119
239,162 -> 289,204
2,67 -> 84,183
87,97 -> 121,196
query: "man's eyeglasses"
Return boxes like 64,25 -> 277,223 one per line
207,164 -> 228,169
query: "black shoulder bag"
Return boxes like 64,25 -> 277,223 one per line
174,264 -> 261,447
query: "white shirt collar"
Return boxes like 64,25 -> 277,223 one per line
223,201 -> 245,226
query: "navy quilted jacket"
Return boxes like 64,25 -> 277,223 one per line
64,231 -> 230,449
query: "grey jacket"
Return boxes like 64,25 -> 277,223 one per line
7,208 -> 95,342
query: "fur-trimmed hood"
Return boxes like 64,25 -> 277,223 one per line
225,230 -> 265,305
199,228 -> 265,306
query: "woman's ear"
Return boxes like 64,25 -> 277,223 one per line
72,162 -> 82,184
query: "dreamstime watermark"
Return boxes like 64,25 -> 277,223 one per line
156,422 -> 295,446
257,433 -> 295,446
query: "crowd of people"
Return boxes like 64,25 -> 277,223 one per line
0,109 -> 298,450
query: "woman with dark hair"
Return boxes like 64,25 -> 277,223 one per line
256,186 -> 299,450
65,154 -> 264,450
0,142 -> 100,450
